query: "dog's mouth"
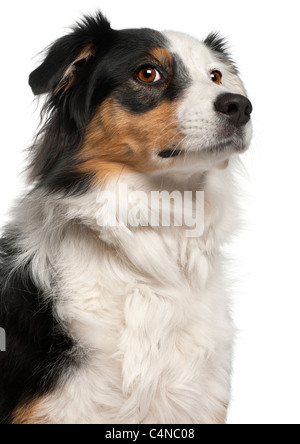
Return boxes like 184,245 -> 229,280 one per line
158,140 -> 245,159
158,149 -> 183,158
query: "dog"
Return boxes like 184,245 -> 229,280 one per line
0,12 -> 252,424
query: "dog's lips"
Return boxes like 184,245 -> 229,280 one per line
158,149 -> 183,158
203,140 -> 240,153
158,137 -> 248,160
186,136 -> 248,155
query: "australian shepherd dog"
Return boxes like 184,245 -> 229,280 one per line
0,12 -> 252,424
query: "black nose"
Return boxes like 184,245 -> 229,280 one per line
214,93 -> 252,128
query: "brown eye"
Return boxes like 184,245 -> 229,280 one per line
136,67 -> 161,83
210,70 -> 222,85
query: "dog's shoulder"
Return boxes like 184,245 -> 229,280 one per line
0,230 -> 77,424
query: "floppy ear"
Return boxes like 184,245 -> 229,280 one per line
29,38 -> 95,95
29,12 -> 111,95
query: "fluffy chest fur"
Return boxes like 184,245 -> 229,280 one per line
12,169 -> 235,424
54,233 -> 232,424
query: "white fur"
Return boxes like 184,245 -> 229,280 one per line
11,32 -> 252,424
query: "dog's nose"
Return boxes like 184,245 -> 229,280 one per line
214,93 -> 252,128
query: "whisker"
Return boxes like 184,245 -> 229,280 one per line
151,119 -> 180,146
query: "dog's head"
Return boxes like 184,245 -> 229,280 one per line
29,12 -> 252,192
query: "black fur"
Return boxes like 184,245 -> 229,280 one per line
29,12 -> 189,195
0,231 -> 78,424
204,32 -> 238,73
29,13 -> 112,96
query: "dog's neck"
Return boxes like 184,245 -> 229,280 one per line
12,162 -> 238,294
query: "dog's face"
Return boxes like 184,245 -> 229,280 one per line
29,13 -> 252,191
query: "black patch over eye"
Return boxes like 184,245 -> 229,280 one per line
210,70 -> 222,85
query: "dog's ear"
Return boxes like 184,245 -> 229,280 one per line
29,12 -> 111,96
29,38 -> 95,95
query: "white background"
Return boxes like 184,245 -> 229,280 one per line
1,0 -> 299,425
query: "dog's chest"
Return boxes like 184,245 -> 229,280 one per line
57,229 -> 215,351
51,229 -> 232,423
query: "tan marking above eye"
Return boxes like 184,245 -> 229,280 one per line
149,47 -> 173,66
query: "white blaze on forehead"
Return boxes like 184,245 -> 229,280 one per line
163,30 -> 246,95
163,31 -> 217,80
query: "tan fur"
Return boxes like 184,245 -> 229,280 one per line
78,96 -> 185,181
12,399 -> 48,424
149,47 -> 173,66
55,43 -> 95,93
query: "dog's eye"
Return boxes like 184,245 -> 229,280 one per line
136,67 -> 162,83
210,70 -> 222,85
